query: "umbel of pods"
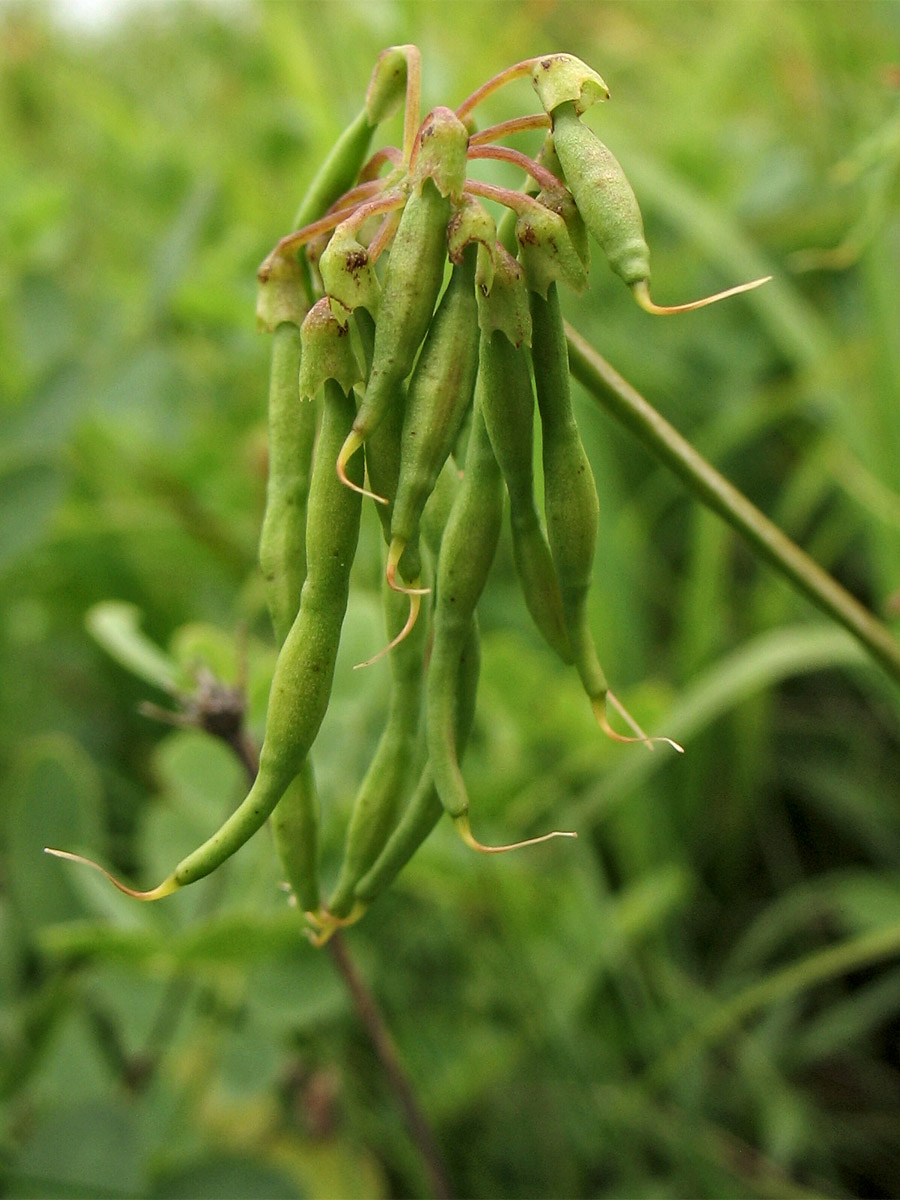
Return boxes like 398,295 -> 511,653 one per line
49,49 -> 777,938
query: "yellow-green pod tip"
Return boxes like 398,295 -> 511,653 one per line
452,814 -> 578,855
44,848 -> 180,901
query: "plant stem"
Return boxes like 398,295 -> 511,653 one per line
326,933 -> 454,1200
564,322 -> 900,686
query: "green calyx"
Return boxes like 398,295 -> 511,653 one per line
476,243 -> 532,348
411,106 -> 469,201
515,198 -> 588,296
256,251 -> 308,332
319,223 -> 382,319
531,53 -> 610,116
298,298 -> 363,400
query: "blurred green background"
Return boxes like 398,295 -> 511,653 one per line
2,2 -> 900,1196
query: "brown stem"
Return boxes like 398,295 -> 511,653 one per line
326,933 -> 454,1200
226,705 -> 454,1198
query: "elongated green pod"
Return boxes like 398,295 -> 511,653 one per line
351,619 -> 481,912
425,395 -> 576,852
291,108 -> 374,233
420,453 -> 460,559
529,283 -> 609,714
426,400 -> 503,829
172,377 -> 362,890
476,319 -> 571,665
259,320 -> 315,644
549,101 -> 650,289
59,378 -> 364,901
337,109 -> 470,488
271,759 -> 320,914
326,571 -> 430,918
387,245 -> 480,589
365,45 -> 414,127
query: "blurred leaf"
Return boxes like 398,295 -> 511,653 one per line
10,1100 -> 147,1199
149,1155 -> 305,1200
86,601 -> 181,692
4,734 -> 105,935
0,456 -> 64,576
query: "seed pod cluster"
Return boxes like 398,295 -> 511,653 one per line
53,49 -> 774,939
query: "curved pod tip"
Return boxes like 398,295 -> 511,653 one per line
44,847 -> 179,901
593,692 -> 684,754
354,590 -> 423,669
452,814 -> 577,855
336,432 -> 389,504
632,275 -> 772,316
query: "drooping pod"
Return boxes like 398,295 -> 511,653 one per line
386,240 -> 481,597
528,283 -> 608,724
325,570 -> 430,920
335,106 -> 470,494
529,283 -> 681,754
349,620 -> 482,919
426,391 -> 577,852
544,99 -> 770,310
256,254 -> 316,645
475,247 -> 571,665
49,306 -> 365,900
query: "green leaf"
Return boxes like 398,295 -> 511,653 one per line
149,1155 -> 305,1200
4,734 -> 106,935
85,601 -> 180,692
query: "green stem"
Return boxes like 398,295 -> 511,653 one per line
564,322 -> 900,686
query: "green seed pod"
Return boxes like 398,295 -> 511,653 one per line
83,376 -> 365,902
326,570 -> 430,919
351,619 -> 481,913
355,307 -> 408,548
531,53 -> 610,117
420,453 -> 460,559
387,244 -> 480,589
447,196 -> 496,292
271,759 -> 320,914
337,176 -> 451,488
476,266 -> 571,663
427,400 -> 504,832
290,107 -> 376,233
259,320 -> 315,644
549,100 -> 650,289
529,283 -> 609,715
